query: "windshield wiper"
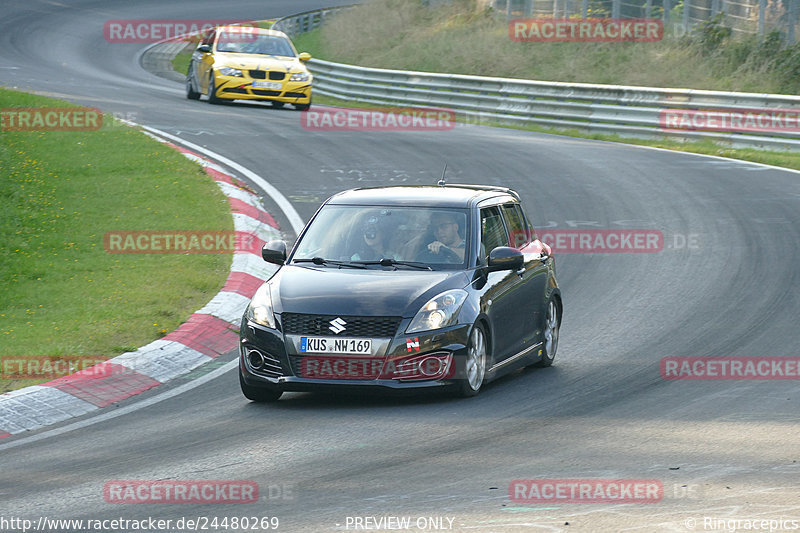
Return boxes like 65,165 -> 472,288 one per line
293,257 -> 366,269
354,258 -> 432,270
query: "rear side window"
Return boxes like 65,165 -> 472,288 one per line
201,30 -> 215,46
501,203 -> 534,250
479,206 -> 509,263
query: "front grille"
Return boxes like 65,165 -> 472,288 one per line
249,70 -> 286,80
252,89 -> 281,96
281,313 -> 401,338
284,92 -> 306,98
223,87 -> 248,94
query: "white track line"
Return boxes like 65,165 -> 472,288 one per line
0,361 -> 238,450
136,124 -> 305,235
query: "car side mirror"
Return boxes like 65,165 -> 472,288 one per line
262,240 -> 287,265
298,52 -> 312,61
487,246 -> 524,272
197,44 -> 212,53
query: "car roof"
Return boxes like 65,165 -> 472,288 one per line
214,25 -> 287,38
326,185 -> 520,208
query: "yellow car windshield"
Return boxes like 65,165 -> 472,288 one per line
216,33 -> 295,57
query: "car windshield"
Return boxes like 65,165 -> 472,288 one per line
216,33 -> 295,57
291,205 -> 470,270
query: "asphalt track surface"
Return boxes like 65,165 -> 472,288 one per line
2,1 -> 800,531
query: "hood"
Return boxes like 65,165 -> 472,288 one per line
270,266 -> 470,317
215,53 -> 304,72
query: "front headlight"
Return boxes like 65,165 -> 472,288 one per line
406,289 -> 468,333
290,72 -> 310,82
218,66 -> 243,77
245,284 -> 276,329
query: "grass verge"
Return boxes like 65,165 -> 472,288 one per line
0,88 -> 233,393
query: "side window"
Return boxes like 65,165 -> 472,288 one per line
201,30 -> 215,47
479,206 -> 509,263
504,203 -> 538,249
501,203 -> 530,250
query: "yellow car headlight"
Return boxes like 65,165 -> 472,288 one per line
218,66 -> 243,77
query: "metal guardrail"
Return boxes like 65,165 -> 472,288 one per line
307,58 -> 800,150
273,4 -> 800,150
272,5 -> 355,37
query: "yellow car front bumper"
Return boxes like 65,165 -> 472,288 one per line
213,73 -> 312,104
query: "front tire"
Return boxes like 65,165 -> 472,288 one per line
207,73 -> 223,104
457,323 -> 487,397
294,99 -> 311,111
240,372 -> 282,402
535,298 -> 560,367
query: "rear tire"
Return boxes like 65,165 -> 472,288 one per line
240,372 -> 282,402
534,298 -> 559,367
271,101 -> 285,109
294,100 -> 311,111
457,323 -> 487,397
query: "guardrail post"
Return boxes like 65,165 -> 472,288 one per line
582,0 -> 589,17
663,0 -> 671,24
758,0 -> 766,36
682,0 -> 690,33
612,0 -> 621,19
645,0 -> 653,17
788,0 -> 797,44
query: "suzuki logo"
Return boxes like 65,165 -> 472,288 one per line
329,317 -> 347,334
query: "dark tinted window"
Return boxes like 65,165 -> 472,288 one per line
502,203 -> 533,250
479,206 -> 508,263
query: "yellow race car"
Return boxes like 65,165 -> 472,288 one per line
186,25 -> 312,110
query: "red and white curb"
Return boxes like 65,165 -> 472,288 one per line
0,138 -> 281,437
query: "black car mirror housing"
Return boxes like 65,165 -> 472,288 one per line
262,240 -> 287,265
487,246 -> 524,272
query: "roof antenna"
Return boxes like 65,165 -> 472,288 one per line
438,163 -> 448,187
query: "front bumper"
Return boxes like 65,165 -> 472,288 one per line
239,317 -> 471,393
214,73 -> 311,103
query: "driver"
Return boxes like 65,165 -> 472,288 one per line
424,212 -> 465,262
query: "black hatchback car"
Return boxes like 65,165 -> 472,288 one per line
239,184 -> 562,401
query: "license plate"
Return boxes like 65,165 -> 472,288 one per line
253,80 -> 282,89
300,337 -> 372,355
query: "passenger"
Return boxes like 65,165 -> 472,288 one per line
351,216 -> 398,261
